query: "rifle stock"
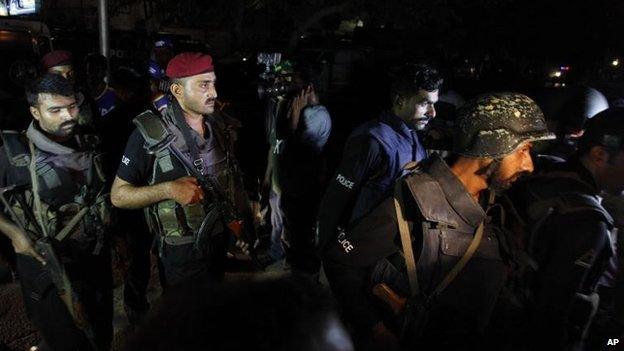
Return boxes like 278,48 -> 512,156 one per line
373,283 -> 407,316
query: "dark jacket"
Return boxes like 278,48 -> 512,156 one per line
507,157 -> 614,349
317,112 -> 426,250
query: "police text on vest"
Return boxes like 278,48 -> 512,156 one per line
336,174 -> 354,189
337,232 -> 354,253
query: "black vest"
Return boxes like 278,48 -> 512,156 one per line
0,123 -> 111,254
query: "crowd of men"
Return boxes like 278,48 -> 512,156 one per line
0,39 -> 622,351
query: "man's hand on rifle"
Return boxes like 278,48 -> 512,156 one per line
167,176 -> 205,205
11,228 -> 46,265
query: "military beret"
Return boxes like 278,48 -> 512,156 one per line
166,52 -> 214,79
41,50 -> 73,71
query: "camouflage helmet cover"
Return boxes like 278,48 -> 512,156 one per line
454,92 -> 555,158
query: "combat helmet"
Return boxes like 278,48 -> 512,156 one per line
579,107 -> 624,153
454,92 -> 555,158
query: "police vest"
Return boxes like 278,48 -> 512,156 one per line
134,108 -> 244,247
327,156 -> 508,334
0,124 -> 112,254
379,164 -> 507,331
348,112 -> 426,222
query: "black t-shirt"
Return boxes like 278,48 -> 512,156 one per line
116,128 -> 189,186
115,129 -> 153,186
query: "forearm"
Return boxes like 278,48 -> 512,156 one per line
317,181 -> 355,250
111,178 -> 171,209
0,213 -> 25,243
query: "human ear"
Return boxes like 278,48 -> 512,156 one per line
170,81 -> 184,100
394,94 -> 404,108
29,106 -> 41,121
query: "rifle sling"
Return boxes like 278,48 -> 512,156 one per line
171,100 -> 205,176
28,139 -> 49,237
168,103 -> 230,214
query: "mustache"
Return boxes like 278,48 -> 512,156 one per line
61,121 -> 76,128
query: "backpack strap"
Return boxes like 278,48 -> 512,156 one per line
394,180 -> 420,295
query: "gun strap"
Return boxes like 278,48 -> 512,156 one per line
394,182 -> 492,299
394,181 -> 419,295
171,100 -> 205,176
55,206 -> 90,242
168,102 -> 233,211
432,221 -> 484,297
28,139 -> 49,237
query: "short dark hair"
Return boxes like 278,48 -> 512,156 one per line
25,73 -> 75,107
390,64 -> 443,98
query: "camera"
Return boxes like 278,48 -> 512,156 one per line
257,52 -> 297,99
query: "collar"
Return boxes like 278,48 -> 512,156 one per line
425,155 -> 486,228
166,99 -> 211,132
380,111 -> 415,139
26,122 -> 76,155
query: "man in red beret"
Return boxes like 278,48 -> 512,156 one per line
41,50 -> 75,84
40,50 -> 100,128
111,52 -> 252,287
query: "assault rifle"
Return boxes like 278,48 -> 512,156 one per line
167,146 -> 262,268
0,184 -> 98,349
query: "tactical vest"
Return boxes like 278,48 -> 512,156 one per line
0,124 -> 112,255
365,157 -> 508,333
134,108 -> 244,247
348,112 -> 426,223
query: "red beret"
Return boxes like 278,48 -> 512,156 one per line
41,50 -> 73,71
166,52 -> 214,79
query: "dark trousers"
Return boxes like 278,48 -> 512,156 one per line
117,211 -> 153,312
16,249 -> 113,351
159,233 -> 229,287
281,190 -> 321,274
